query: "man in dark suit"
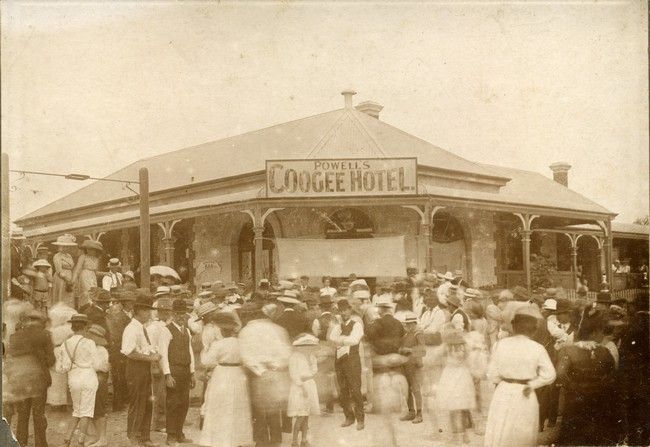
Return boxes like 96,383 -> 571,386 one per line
366,296 -> 405,355
275,291 -> 309,339
107,290 -> 135,411
80,287 -> 110,332
7,310 -> 55,447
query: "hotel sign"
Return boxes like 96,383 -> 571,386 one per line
265,158 -> 417,198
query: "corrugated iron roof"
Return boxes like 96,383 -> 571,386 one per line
17,105 -> 613,223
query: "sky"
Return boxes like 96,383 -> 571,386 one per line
2,1 -> 648,227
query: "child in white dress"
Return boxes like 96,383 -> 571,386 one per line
287,333 -> 320,447
436,330 -> 476,446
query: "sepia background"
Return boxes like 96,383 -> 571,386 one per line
2,1 -> 648,224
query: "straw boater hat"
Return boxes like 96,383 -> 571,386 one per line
278,290 -> 301,305
154,286 -> 171,298
124,271 -> 135,281
107,258 -> 121,268
542,298 -> 557,311
52,233 -> 77,246
349,279 -> 369,290
293,333 -> 318,346
86,324 -> 108,347
198,290 -> 215,300
277,280 -> 295,291
32,259 -> 51,269
194,301 -> 219,321
464,288 -> 480,299
95,288 -> 112,303
68,313 -> 89,324
438,271 -> 455,281
154,297 -> 173,311
374,294 -> 394,309
81,239 -> 104,252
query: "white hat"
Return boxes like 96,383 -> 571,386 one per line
198,290 -> 215,298
403,311 -> 418,324
52,233 -> 77,246
278,289 -> 301,305
352,289 -> 371,300
442,271 -> 454,281
155,286 -> 171,297
292,333 -> 319,346
107,258 -> 121,268
374,294 -> 394,308
278,280 -> 295,290
194,301 -> 219,321
464,288 -> 480,299
32,259 -> 51,269
124,270 -> 135,280
542,298 -> 557,311
349,279 -> 368,289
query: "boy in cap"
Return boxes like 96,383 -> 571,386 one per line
399,312 -> 425,424
158,300 -> 196,446
328,298 -> 365,430
121,292 -> 161,447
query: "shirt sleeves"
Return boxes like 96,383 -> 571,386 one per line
529,344 -> 556,389
120,324 -> 136,356
158,327 -> 173,375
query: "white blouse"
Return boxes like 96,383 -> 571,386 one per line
487,335 -> 556,389
64,334 -> 97,369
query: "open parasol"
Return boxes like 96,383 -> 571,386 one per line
150,265 -> 181,281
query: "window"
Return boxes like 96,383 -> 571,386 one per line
325,208 -> 374,239
431,212 -> 464,243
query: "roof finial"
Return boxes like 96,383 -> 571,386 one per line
341,89 -> 357,109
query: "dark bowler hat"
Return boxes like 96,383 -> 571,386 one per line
172,299 -> 186,313
555,298 -> 572,314
95,289 -> 112,303
133,290 -> 154,309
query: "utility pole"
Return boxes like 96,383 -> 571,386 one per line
139,167 -> 150,290
2,153 -> 10,301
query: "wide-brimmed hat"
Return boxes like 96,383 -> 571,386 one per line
68,313 -> 89,324
118,290 -> 137,302
133,291 -> 154,309
124,271 -> 135,281
278,289 -> 301,305
197,290 -> 215,299
293,333 -> 318,346
596,292 -> 612,304
81,239 -> 104,252
349,279 -> 368,289
154,286 -> 171,297
277,280 -> 295,291
542,298 -> 557,311
86,324 -> 108,347
352,289 -> 371,300
95,288 -> 112,303
194,301 -> 219,321
170,285 -> 183,294
171,299 -> 186,313
52,233 -> 77,246
32,259 -> 51,269
512,286 -> 530,302
374,294 -> 394,308
107,258 -> 121,268
154,297 -> 173,311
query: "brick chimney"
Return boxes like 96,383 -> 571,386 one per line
355,101 -> 383,119
549,162 -> 571,187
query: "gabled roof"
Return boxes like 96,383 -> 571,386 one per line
17,107 -> 507,222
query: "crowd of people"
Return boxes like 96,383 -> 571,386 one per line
3,232 -> 650,447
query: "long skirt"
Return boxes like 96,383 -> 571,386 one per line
199,365 -> 253,447
52,273 -> 75,309
484,381 -> 538,447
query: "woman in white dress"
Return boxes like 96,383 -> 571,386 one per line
199,311 -> 253,447
72,240 -> 103,309
60,314 -> 99,447
484,306 -> 556,447
52,234 -> 77,309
